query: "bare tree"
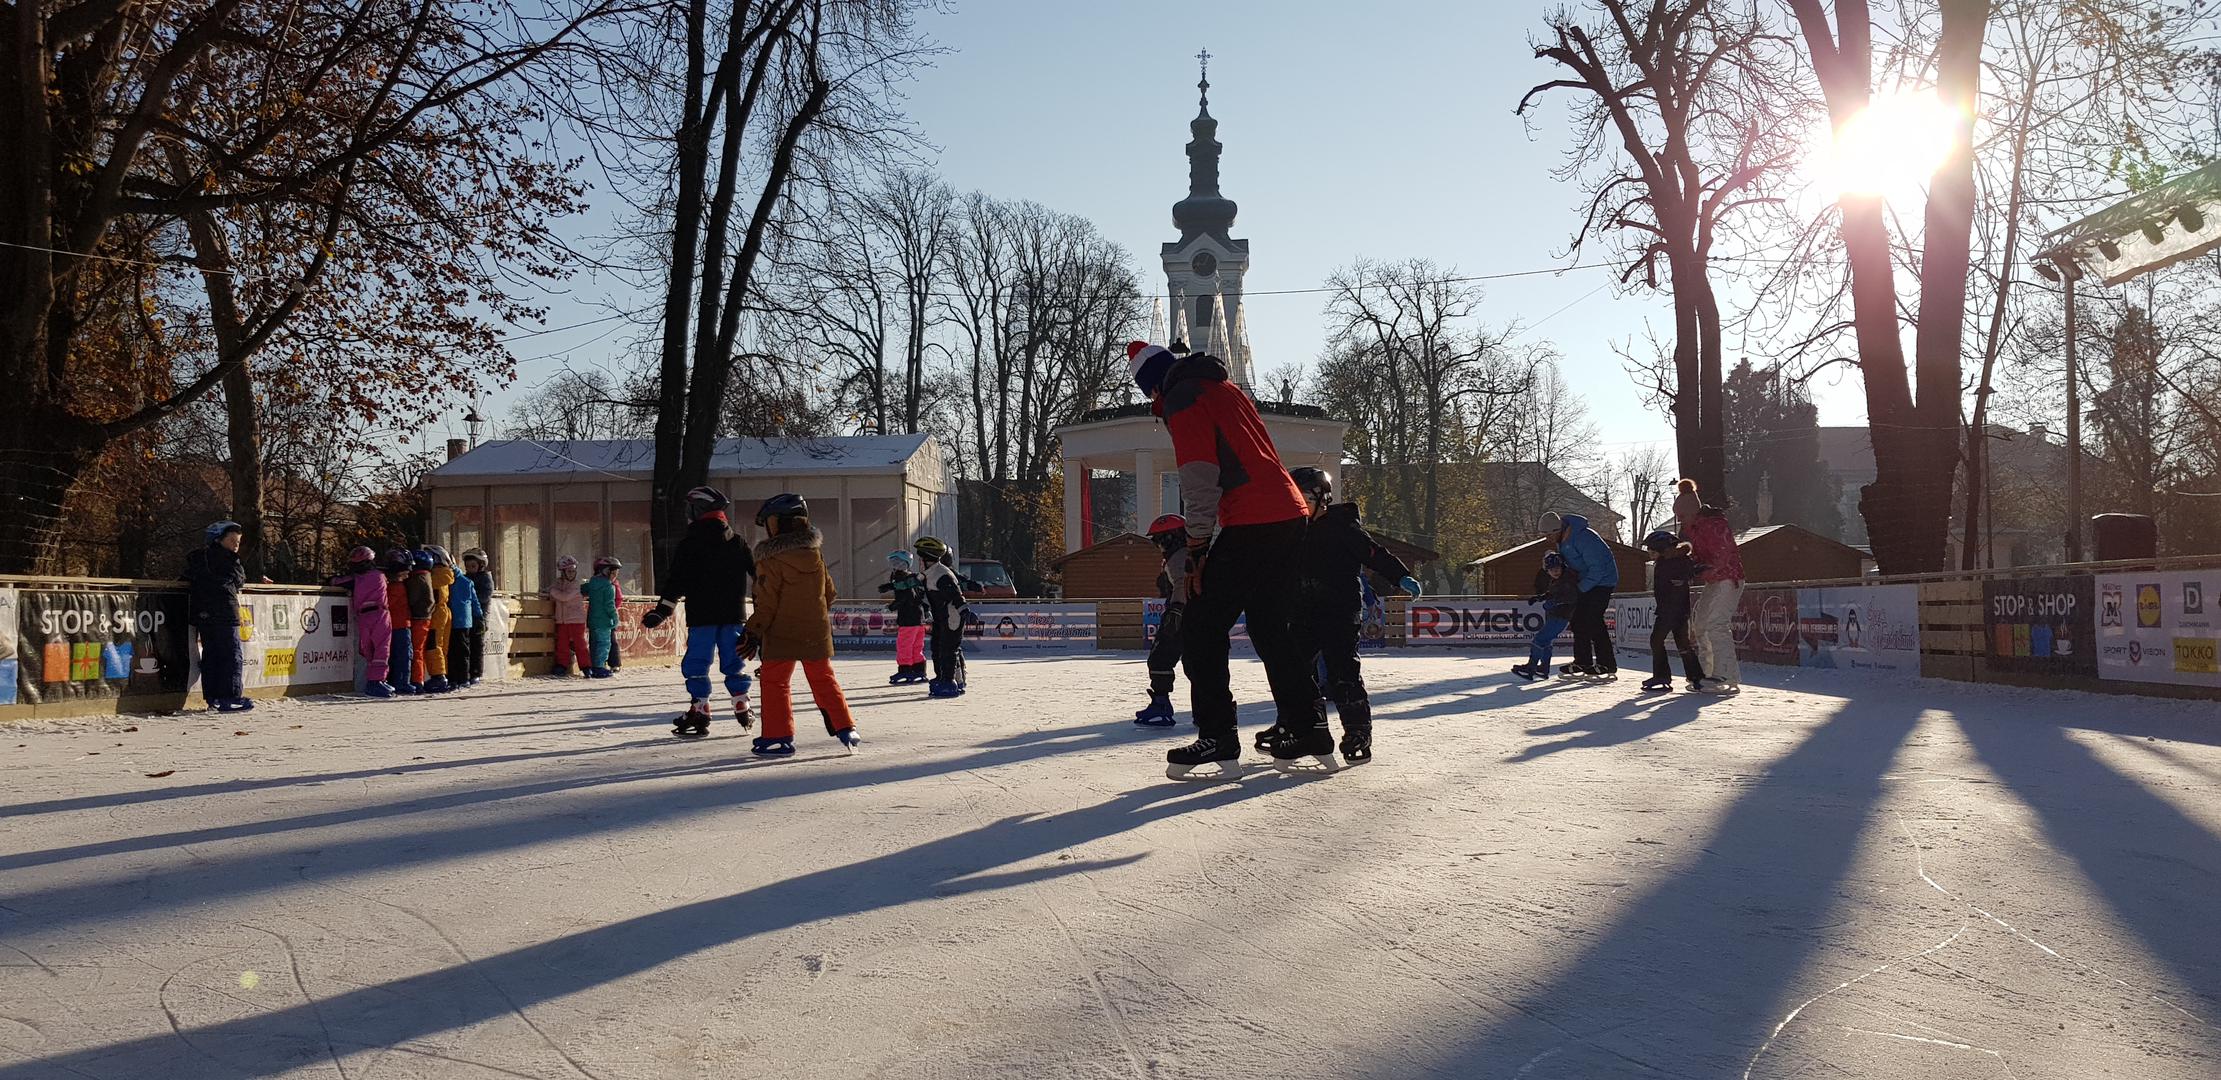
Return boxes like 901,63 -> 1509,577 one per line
507,369 -> 647,442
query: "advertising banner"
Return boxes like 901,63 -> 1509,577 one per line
1406,599 -> 1609,647
1611,595 -> 1658,663
1731,587 -> 1801,666
1795,584 -> 1920,675
1143,599 -> 1254,650
1984,575 -> 2096,676
15,589 -> 190,703
612,598 -> 684,663
2096,571 -> 2220,688
0,588 -> 16,706
833,601 -> 1097,654
240,593 -> 352,689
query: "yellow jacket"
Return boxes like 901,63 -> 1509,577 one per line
429,566 -> 455,634
745,527 -> 837,661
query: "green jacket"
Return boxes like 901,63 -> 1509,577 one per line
583,575 -> 619,631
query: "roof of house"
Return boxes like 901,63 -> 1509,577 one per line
1735,522 -> 1871,559
425,434 -> 933,484
1048,532 -> 1155,569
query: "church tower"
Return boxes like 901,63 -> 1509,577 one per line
1161,50 -> 1253,389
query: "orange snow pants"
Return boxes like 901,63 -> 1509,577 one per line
758,658 -> 854,741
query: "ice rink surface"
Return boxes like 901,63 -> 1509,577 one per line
2,653 -> 2217,1078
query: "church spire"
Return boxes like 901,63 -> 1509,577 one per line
1173,47 -> 1236,240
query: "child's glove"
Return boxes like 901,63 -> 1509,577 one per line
1183,540 -> 1210,602
738,628 -> 762,660
640,601 -> 673,629
1398,575 -> 1423,599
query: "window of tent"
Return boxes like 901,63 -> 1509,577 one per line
434,504 -> 483,565
812,497 -> 847,596
850,497 -> 900,592
493,500 -> 544,595
609,500 -> 652,597
552,499 -> 601,582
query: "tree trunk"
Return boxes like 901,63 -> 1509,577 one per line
0,408 -> 100,573
221,362 -> 267,580
649,0 -> 712,585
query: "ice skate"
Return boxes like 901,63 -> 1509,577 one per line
1641,676 -> 1673,692
363,681 -> 393,699
1339,726 -> 1373,765
1165,734 -> 1245,782
732,693 -> 753,730
834,727 -> 862,752
750,737 -> 795,758
1134,692 -> 1177,727
1696,678 -> 1740,695
1594,667 -> 1620,681
216,698 -> 255,713
1558,663 -> 1596,680
1270,725 -> 1342,775
588,667 -> 613,679
929,679 -> 965,698
673,702 -> 712,740
1509,663 -> 1542,681
1252,724 -> 1286,753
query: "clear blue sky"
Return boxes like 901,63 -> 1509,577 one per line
463,0 -> 1872,458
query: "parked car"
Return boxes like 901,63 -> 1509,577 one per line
959,558 -> 1018,598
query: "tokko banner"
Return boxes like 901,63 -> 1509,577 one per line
2096,571 -> 2220,689
240,593 -> 352,689
15,588 -> 190,703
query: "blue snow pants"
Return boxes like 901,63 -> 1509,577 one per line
682,624 -> 751,702
1527,616 -> 1569,669
195,620 -> 244,706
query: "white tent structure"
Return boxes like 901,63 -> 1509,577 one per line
423,435 -> 956,598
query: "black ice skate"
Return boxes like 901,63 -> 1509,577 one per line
1270,724 -> 1341,775
1252,724 -> 1285,753
1166,734 -> 1245,782
673,702 -> 712,740
1339,726 -> 1372,764
1558,663 -> 1596,679
1641,677 -> 1673,692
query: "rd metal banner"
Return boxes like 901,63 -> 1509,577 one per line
1407,599 -> 1604,646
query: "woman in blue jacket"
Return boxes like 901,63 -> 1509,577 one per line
1548,512 -> 1620,678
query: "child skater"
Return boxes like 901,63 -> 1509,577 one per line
1511,553 -> 1579,681
421,546 -> 455,693
739,493 -> 860,756
404,550 -> 438,690
878,550 -> 929,684
331,546 -> 393,697
384,549 -> 419,693
1270,467 -> 1423,765
605,571 -> 625,673
1641,529 -> 1708,692
1133,513 -> 1192,726
584,556 -> 621,678
443,547 -> 482,687
547,555 -> 588,676
641,486 -> 756,738
913,536 -> 967,698
460,549 -> 495,684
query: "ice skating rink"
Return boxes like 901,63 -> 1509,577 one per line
2,654 -> 2217,1079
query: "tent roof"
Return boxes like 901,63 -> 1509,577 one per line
426,435 -> 933,484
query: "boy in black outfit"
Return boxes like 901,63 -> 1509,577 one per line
1134,513 -> 1192,726
1271,468 -> 1423,764
1641,529 -> 1707,691
914,536 -> 967,697
642,485 -> 757,737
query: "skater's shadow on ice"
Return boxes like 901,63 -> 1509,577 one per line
0,783 -> 1281,1080
1504,696 -> 1706,763
420,710 -> 670,742
976,718 -> 1193,750
1367,672 -> 1590,726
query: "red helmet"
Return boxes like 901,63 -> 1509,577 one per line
1146,514 -> 1187,538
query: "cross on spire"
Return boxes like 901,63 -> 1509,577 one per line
1195,47 -> 1212,104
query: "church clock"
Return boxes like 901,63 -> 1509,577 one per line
1189,251 -> 1217,277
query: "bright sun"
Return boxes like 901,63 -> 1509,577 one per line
1818,91 -> 1963,200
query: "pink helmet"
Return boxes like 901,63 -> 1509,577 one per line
556,554 -> 579,572
346,545 -> 377,566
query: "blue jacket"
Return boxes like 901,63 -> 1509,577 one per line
1556,514 -> 1619,591
449,571 -> 483,629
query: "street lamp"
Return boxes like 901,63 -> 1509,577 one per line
463,405 -> 485,448
2032,251 -> 2086,562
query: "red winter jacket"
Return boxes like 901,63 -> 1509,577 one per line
1154,354 -> 1308,543
1683,511 -> 1744,585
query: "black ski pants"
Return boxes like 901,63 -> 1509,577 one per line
1147,601 -> 1185,696
1293,614 -> 1369,736
1179,517 -> 1314,736
1649,608 -> 1704,683
1571,586 -> 1617,670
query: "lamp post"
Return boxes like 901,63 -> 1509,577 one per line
2034,252 -> 2084,562
463,406 -> 485,449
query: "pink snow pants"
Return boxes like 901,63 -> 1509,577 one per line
896,625 -> 927,666
358,605 -> 392,684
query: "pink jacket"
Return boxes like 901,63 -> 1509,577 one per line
330,570 -> 388,615
1683,513 -> 1744,585
548,576 -> 588,625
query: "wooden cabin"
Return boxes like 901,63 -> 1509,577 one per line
1466,535 -> 1651,595
1735,523 -> 1870,583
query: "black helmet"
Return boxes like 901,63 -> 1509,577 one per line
1643,528 -> 1682,553
684,485 -> 729,519
1289,467 -> 1333,502
755,492 -> 808,527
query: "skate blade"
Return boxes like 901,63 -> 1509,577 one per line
1165,759 -> 1246,782
1271,753 -> 1343,775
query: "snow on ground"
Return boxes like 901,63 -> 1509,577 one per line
2,652 -> 2218,1079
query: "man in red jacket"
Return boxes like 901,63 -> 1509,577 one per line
1130,340 -> 1322,779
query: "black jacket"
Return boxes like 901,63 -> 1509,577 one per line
1294,503 -> 1412,621
658,514 -> 755,626
1529,567 -> 1581,617
466,569 -> 496,610
880,570 -> 926,627
923,560 -> 965,630
182,543 -> 245,625
1651,545 -> 1701,624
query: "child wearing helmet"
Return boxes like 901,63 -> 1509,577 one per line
1512,552 -> 1582,681
739,493 -> 859,755
384,549 -> 420,693
460,549 -> 495,685
446,549 -> 484,686
547,554 -> 588,676
404,549 -> 438,689
420,546 -> 456,693
642,485 -> 758,738
330,545 -> 394,697
583,556 -> 622,678
183,521 -> 252,712
1641,528 -> 1707,692
1133,513 -> 1193,726
878,550 -> 929,684
913,535 -> 967,697
1272,467 -> 1422,764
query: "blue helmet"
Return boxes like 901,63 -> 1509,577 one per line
410,550 -> 434,571
887,550 -> 914,568
205,520 -> 243,545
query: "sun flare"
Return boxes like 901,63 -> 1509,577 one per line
1819,91 -> 1963,200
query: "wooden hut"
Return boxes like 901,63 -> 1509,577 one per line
1053,529 -> 1439,600
1465,535 -> 1650,595
1735,524 -> 1869,583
